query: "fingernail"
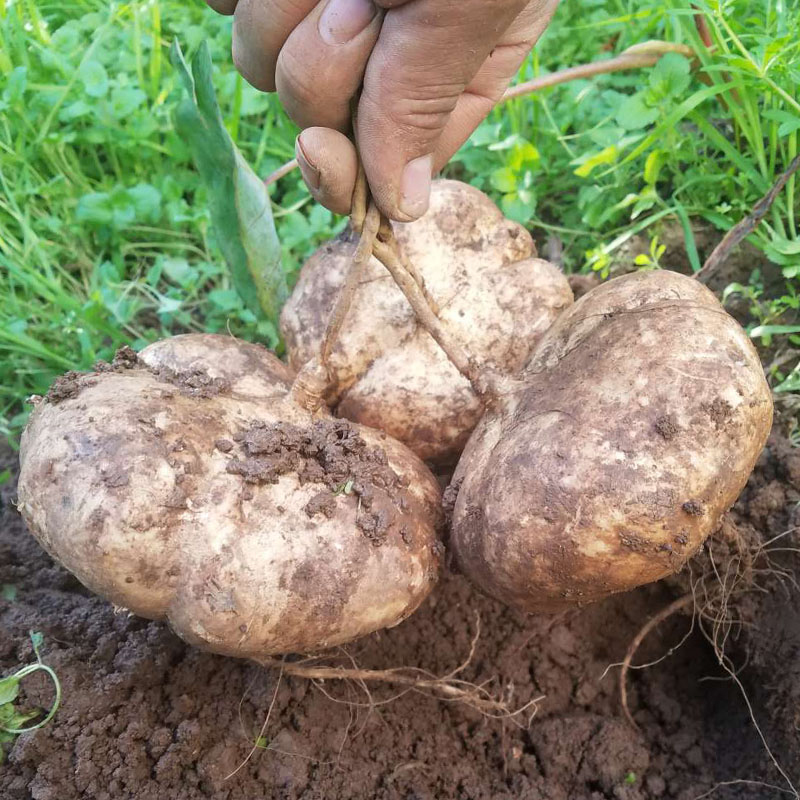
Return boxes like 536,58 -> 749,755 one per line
399,154 -> 433,220
319,0 -> 376,45
295,135 -> 320,191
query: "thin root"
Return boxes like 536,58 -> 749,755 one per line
258,613 -> 541,725
619,593 -> 694,729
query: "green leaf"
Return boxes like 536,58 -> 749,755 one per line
29,632 -> 44,655
207,288 -> 241,312
170,40 -> 286,325
616,94 -> 659,130
0,676 -> 20,706
79,60 -> 109,98
774,364 -> 800,394
751,324 -> 800,338
649,53 -> 691,98
763,110 -> 800,138
76,192 -> 113,226
127,184 -> 162,223
110,87 -> 147,118
574,145 -> 619,177
4,66 -> 27,104
1,584 -> 17,602
161,257 -> 192,286
644,150 -> 666,185
501,189 -> 536,224
490,167 -> 517,194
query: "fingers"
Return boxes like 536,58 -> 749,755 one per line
232,0 -> 318,91
295,128 -> 359,215
432,0 -> 560,169
288,0 -> 559,218
356,0 -> 529,221
276,0 -> 383,132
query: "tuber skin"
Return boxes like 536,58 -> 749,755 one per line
449,270 -> 773,613
280,180 -> 574,465
18,334 -> 443,658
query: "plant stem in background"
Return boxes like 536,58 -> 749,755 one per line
697,155 -> 800,284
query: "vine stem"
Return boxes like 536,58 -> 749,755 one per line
372,232 -> 495,400
290,166 -> 499,410
320,202 -> 380,367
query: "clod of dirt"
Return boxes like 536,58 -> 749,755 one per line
224,418 -> 406,546
654,414 -> 679,440
450,270 -> 773,613
280,180 -> 573,464
44,371 -> 94,404
17,334 -> 443,658
152,366 -> 231,398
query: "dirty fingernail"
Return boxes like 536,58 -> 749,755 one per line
319,0 -> 376,45
399,154 -> 433,220
295,134 -> 321,191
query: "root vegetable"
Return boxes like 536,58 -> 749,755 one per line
280,180 -> 573,464
17,334 -> 443,657
448,270 -> 773,613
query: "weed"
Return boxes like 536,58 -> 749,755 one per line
0,632 -> 61,764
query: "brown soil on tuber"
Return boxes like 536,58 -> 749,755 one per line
17,334 -> 443,658
1,436 -> 796,799
224,419 -> 408,545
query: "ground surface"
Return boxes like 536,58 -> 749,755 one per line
1,436 -> 798,800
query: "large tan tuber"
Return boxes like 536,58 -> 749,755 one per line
280,180 -> 573,464
18,334 -> 443,658
449,270 -> 773,613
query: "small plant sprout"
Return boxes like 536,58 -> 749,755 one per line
633,235 -> 667,271
0,632 -> 62,764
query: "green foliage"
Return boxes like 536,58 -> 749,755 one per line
450,0 -> 799,382
1,0 -> 798,441
0,0 -> 340,442
455,0 -> 798,279
0,633 -> 61,764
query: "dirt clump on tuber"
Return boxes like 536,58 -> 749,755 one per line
280,180 -> 573,464
18,334 -> 443,658
448,270 -> 773,613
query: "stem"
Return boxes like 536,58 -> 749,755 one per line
502,45 -> 691,102
264,158 -> 298,188
320,203 -> 380,367
696,154 -> 800,284
372,228 -> 496,400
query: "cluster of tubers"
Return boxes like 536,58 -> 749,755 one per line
18,180 -> 772,658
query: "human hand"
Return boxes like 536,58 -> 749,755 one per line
208,0 -> 559,220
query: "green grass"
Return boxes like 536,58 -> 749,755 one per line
1,0 -> 798,442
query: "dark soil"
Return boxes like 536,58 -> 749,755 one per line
1,434 -> 798,800
225,419 -> 407,544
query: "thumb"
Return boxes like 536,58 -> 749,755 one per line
357,0 -> 528,221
